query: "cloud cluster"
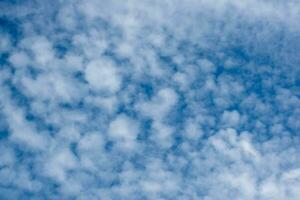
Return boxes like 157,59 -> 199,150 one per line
0,0 -> 300,199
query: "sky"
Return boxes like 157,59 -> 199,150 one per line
0,0 -> 300,199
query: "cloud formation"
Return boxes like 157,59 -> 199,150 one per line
0,0 -> 300,199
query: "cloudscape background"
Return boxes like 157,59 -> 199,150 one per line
0,0 -> 300,199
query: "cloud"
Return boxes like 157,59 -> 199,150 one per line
221,110 -> 241,128
85,59 -> 121,94
136,88 -> 178,120
0,0 -> 300,199
108,114 -> 139,150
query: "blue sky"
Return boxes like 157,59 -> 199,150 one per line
0,0 -> 300,199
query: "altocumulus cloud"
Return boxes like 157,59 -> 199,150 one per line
0,0 -> 300,199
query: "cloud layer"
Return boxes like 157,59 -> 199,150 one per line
0,0 -> 300,199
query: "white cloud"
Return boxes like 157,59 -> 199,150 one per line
0,34 -> 11,52
21,36 -> 54,67
136,88 -> 178,120
108,114 -> 139,150
85,59 -> 121,94
44,147 -> 78,182
221,110 -> 241,128
9,51 -> 30,68
198,59 -> 216,74
0,91 -> 49,150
